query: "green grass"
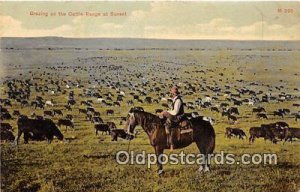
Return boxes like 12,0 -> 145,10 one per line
1,49 -> 300,192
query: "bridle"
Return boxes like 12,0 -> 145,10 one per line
126,112 -> 136,137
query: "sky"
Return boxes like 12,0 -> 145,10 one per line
0,1 -> 299,40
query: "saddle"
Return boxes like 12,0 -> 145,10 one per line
165,114 -> 193,135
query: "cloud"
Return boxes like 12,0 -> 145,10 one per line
0,15 -> 73,37
0,2 -> 299,40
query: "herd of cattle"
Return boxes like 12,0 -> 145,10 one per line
0,55 -> 300,146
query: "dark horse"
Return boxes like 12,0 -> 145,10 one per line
125,110 -> 215,175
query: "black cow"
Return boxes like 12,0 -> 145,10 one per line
44,110 -> 54,117
227,114 -> 238,123
13,110 -> 21,116
155,109 -> 163,114
0,112 -> 12,120
64,105 -> 72,111
273,111 -> 284,118
229,107 -> 239,115
284,128 -> 300,142
225,128 -> 246,139
252,107 -> 266,114
133,106 -> 144,112
107,122 -> 117,129
249,127 -> 267,144
65,114 -> 73,121
1,129 -> 15,142
91,117 -> 104,124
57,119 -> 74,130
295,114 -> 300,121
256,113 -> 268,119
94,111 -> 101,117
14,119 -> 64,145
0,123 -> 13,131
79,108 -> 87,114
106,110 -> 114,116
110,129 -> 128,141
210,107 -> 219,113
53,109 -> 63,116
95,124 -> 110,135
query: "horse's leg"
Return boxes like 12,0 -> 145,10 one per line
155,146 -> 164,175
195,141 -> 211,173
14,129 -> 22,145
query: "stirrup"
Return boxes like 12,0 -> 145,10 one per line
165,126 -> 170,134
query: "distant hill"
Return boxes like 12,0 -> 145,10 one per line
1,37 -> 299,50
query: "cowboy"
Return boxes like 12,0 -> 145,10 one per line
160,86 -> 184,150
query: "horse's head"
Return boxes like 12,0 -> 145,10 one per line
125,110 -> 139,140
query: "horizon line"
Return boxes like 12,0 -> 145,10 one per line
1,36 -> 299,41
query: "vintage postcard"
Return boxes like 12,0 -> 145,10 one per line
0,1 -> 299,192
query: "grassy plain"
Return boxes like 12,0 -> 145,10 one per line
1,48 -> 300,192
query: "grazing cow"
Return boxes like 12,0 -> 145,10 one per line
1,129 -> 15,142
295,114 -> 300,121
249,125 -> 284,144
273,111 -> 284,118
113,102 -> 121,107
87,107 -> 95,113
0,123 -> 13,131
21,100 -> 29,108
225,128 -> 246,139
233,100 -> 242,106
35,103 -> 45,109
0,107 -> 8,113
110,129 -> 128,141
44,110 -> 54,117
94,111 -> 101,117
225,127 -> 233,138
273,121 -> 289,129
284,128 -> 300,142
79,108 -> 87,114
13,110 -> 21,116
252,107 -> 266,114
248,100 -> 254,106
64,105 -> 72,111
220,103 -> 229,109
261,124 -> 286,141
19,115 -> 28,120
162,103 -> 169,108
53,109 -> 63,116
144,97 -> 152,104
95,124 -> 110,135
133,106 -> 144,112
227,114 -> 238,123
91,117 -> 104,124
65,114 -> 73,121
127,100 -> 134,106
229,107 -> 239,115
57,119 -> 74,130
210,107 -> 219,113
256,113 -> 268,119
45,100 -> 54,107
0,112 -> 12,120
67,100 -> 76,106
14,119 -> 64,145
86,111 -> 93,121
3,100 -> 12,107
249,127 -> 268,144
36,115 -> 44,120
107,122 -> 117,130
106,109 -> 114,116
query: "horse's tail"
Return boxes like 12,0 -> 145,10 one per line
193,119 -> 216,154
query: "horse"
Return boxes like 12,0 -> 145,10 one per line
125,110 -> 215,175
